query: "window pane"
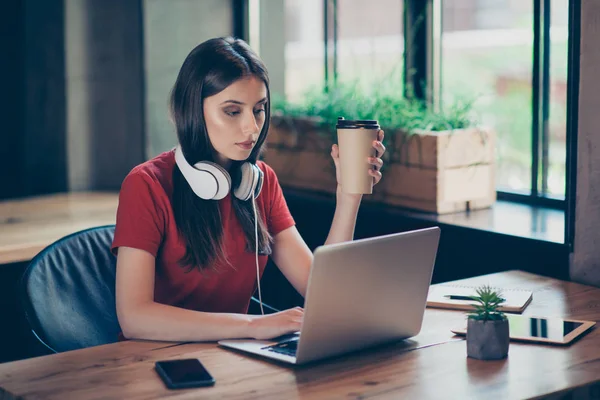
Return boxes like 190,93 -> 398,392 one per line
285,0 -> 324,102
548,0 -> 568,198
442,0 -> 533,194
337,0 -> 403,86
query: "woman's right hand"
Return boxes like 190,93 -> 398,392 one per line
248,307 -> 304,340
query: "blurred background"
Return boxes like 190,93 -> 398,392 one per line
1,0 -> 570,203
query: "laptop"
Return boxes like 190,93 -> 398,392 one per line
218,226 -> 441,365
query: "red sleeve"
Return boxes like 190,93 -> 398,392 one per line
261,162 -> 295,236
111,170 -> 166,257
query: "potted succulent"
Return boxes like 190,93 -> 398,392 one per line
466,285 -> 509,360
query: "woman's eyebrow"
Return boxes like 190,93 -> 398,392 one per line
220,100 -> 245,105
219,98 -> 267,106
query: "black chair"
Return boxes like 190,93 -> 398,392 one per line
21,225 -> 278,354
21,225 -> 121,353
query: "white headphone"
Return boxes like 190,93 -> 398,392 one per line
175,145 -> 267,315
175,145 -> 264,201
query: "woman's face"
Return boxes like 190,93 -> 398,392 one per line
203,76 -> 267,168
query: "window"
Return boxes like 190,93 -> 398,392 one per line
548,0 -> 569,199
441,1 -> 534,196
277,0 -> 403,101
284,0 -> 325,102
441,0 -> 569,203
254,0 -> 575,208
336,0 -> 404,86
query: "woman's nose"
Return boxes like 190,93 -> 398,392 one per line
242,112 -> 260,135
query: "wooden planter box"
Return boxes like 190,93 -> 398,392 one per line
375,127 -> 496,213
263,116 -> 496,214
263,116 -> 337,194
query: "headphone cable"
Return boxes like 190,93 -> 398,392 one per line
251,196 -> 265,316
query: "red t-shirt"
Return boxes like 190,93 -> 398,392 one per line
111,149 -> 295,314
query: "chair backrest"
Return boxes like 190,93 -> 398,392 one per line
21,225 -> 121,353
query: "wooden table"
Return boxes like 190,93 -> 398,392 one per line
1,271 -> 599,399
0,192 -> 118,264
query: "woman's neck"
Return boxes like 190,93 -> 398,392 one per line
213,152 -> 233,171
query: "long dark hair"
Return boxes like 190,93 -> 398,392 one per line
169,37 -> 272,272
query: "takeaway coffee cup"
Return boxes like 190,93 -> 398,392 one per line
336,117 -> 380,194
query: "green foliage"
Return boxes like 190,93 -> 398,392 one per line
467,285 -> 507,322
271,77 -> 479,140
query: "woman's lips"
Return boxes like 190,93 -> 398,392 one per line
236,141 -> 254,150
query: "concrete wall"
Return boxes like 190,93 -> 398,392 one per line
66,0 -> 234,189
571,0 -> 600,287
66,0 -> 145,191
143,0 -> 233,157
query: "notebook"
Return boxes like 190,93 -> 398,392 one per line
426,284 -> 533,313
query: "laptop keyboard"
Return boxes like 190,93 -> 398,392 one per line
262,338 -> 298,357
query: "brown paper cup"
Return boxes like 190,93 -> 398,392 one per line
337,126 -> 379,194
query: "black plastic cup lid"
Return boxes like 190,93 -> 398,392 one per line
336,117 -> 380,130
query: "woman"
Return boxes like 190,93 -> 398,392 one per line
112,37 -> 386,342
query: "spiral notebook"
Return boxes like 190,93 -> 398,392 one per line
426,285 -> 533,313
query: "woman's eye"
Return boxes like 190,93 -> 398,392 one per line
254,108 -> 265,115
225,110 -> 240,117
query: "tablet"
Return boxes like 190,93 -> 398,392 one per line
451,314 -> 596,345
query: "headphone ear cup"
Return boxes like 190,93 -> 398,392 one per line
174,146 -> 232,200
196,161 -> 231,200
253,165 -> 264,199
234,162 -> 261,201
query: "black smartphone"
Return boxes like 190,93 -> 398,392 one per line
155,358 -> 215,389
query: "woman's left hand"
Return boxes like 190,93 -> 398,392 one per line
331,129 -> 386,193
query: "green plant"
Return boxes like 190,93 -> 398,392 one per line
271,76 -> 480,141
467,285 -> 507,321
